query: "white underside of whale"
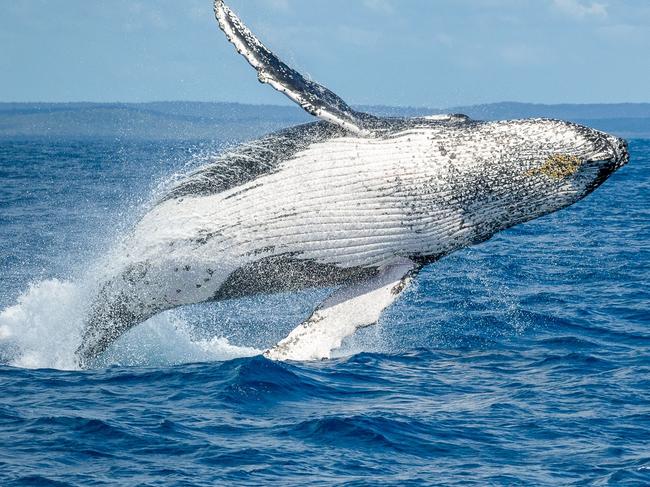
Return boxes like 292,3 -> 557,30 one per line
93,121 -> 580,362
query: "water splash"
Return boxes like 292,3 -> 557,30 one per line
0,278 -> 260,370
95,312 -> 260,368
0,279 -> 86,370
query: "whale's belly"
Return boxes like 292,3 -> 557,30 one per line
135,131 -> 469,278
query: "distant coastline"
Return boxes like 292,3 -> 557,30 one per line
1,101 -> 649,140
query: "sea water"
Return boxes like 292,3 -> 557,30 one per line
0,131 -> 648,485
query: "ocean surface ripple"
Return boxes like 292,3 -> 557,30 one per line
0,137 -> 648,485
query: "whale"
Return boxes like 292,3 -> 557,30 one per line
75,0 -> 629,366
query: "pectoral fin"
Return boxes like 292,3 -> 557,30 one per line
264,259 -> 419,361
213,1 -> 376,135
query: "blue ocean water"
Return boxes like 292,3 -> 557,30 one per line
0,131 -> 648,485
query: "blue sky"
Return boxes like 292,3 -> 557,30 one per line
1,0 -> 648,108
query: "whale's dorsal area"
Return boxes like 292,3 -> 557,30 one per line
213,0 -> 377,135
161,122 -> 344,202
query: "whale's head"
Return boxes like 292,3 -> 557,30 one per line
500,119 -> 628,225
519,121 -> 629,198
443,119 -> 629,243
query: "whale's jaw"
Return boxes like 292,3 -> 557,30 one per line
584,134 -> 629,195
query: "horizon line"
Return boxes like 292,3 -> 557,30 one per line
1,100 -> 650,109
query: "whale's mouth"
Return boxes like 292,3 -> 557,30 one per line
595,134 -> 629,168
609,136 -> 630,170
582,136 -> 629,194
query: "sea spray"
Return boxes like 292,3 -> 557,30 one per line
0,279 -> 87,370
0,278 -> 260,370
96,313 -> 260,368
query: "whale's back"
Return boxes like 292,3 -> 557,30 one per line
161,122 -> 345,203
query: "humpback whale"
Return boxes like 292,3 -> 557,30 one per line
76,0 -> 629,366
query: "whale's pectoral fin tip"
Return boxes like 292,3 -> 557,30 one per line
264,259 -> 419,362
213,0 -> 375,136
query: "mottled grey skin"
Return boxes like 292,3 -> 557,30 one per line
74,0 -> 630,367
165,116 -> 626,203
76,116 -> 628,366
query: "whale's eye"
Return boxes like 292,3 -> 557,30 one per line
526,154 -> 582,180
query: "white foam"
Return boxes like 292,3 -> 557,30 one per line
0,279 -> 87,370
97,312 -> 260,367
0,278 -> 261,370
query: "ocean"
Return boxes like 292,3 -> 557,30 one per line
0,117 -> 648,485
